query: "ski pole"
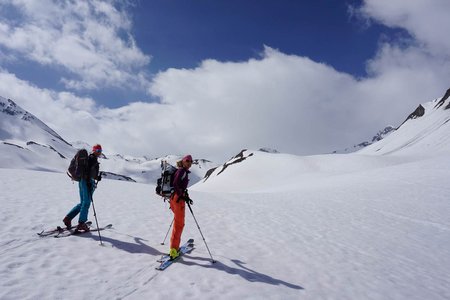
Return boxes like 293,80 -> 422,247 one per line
186,201 -> 216,263
91,180 -> 103,246
161,218 -> 174,245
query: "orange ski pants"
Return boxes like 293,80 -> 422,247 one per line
170,193 -> 185,250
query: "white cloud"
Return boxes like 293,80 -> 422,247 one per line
146,45 -> 449,160
0,0 -> 151,91
357,0 -> 450,56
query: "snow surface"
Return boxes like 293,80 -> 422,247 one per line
1,149 -> 450,299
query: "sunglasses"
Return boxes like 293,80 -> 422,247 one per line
95,149 -> 102,153
184,160 -> 192,163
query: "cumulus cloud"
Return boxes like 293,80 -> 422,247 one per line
147,43 -> 449,160
1,1 -> 450,163
356,0 -> 450,56
0,0 -> 150,91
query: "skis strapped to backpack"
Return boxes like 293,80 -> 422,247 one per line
155,160 -> 177,198
155,159 -> 189,199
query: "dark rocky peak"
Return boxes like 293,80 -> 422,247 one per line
203,149 -> 254,182
398,104 -> 425,128
434,88 -> 450,110
1,98 -> 38,122
1,98 -> 26,116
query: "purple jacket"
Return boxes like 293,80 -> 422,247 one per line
173,168 -> 190,196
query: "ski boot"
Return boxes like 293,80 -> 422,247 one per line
76,222 -> 90,232
169,248 -> 180,260
63,216 -> 72,229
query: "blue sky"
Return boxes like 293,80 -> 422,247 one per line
0,0 -> 449,161
132,0 -> 393,76
1,0 -> 406,108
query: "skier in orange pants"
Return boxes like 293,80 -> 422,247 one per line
169,155 -> 193,259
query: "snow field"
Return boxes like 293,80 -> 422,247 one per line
1,152 -> 450,299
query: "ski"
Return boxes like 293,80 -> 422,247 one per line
37,221 -> 93,237
54,223 -> 113,238
156,238 -> 194,271
157,238 -> 194,262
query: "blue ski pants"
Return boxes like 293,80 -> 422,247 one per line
67,178 -> 95,223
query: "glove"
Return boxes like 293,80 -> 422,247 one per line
97,173 -> 102,181
183,190 -> 193,205
184,197 -> 193,205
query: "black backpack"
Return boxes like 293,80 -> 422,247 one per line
155,161 -> 177,197
67,149 -> 89,181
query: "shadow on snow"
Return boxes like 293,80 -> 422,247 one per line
74,232 -> 304,290
76,232 -> 164,256
182,254 -> 304,290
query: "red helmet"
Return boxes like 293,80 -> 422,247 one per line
92,144 -> 102,153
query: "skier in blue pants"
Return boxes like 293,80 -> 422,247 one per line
66,178 -> 95,226
63,144 -> 102,231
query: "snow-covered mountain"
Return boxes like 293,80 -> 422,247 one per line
0,96 -> 216,183
0,96 -> 74,172
360,88 -> 450,156
332,126 -> 396,154
333,88 -> 450,155
2,87 -> 450,186
99,154 -> 215,184
195,88 -> 450,192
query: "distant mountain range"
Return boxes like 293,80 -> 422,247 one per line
0,95 -> 216,184
332,126 -> 396,154
2,88 -> 450,184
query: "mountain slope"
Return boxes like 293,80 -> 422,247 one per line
194,149 -> 416,193
0,96 -> 216,183
0,96 -> 75,172
332,126 -> 396,154
197,89 -> 450,192
359,89 -> 450,156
